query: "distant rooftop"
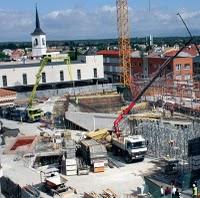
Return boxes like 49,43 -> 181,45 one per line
164,44 -> 199,57
0,89 -> 16,97
97,50 -> 119,56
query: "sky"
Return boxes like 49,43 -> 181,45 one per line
0,0 -> 200,41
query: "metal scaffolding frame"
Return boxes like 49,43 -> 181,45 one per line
129,118 -> 200,163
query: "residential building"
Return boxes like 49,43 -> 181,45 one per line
172,57 -> 193,82
96,50 -> 171,83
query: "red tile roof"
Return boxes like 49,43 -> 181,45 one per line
0,89 -> 16,98
96,50 -> 119,56
164,45 -> 199,57
164,50 -> 178,57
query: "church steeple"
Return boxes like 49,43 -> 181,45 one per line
31,5 -> 47,57
31,6 -> 45,36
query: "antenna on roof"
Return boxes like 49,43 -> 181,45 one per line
177,12 -> 200,56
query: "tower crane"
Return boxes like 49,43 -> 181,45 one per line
116,0 -> 132,87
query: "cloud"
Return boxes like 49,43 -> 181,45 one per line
1,6 -> 200,41
42,6 -> 117,40
0,10 -> 33,41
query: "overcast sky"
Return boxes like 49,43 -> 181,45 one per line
0,0 -> 200,41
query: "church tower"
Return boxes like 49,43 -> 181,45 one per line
31,6 -> 47,57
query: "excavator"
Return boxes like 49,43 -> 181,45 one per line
10,54 -> 71,122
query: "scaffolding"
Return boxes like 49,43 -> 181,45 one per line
129,116 -> 200,163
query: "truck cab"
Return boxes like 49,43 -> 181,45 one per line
27,107 -> 43,122
112,135 -> 147,163
125,135 -> 147,162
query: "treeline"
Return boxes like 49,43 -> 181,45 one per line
0,36 -> 200,50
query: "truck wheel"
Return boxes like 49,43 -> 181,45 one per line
124,152 -> 132,163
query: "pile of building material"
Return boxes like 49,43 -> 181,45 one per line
80,139 -> 108,171
128,112 -> 161,121
119,102 -> 149,114
84,188 -> 119,198
62,139 -> 77,176
86,128 -> 111,143
44,173 -> 77,197
62,158 -> 77,176
63,139 -> 76,159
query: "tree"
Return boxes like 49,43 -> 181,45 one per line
0,51 -> 9,61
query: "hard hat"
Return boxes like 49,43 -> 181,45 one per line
193,184 -> 196,187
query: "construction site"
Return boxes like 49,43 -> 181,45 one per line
1,1 -> 200,198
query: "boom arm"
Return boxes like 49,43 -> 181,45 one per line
28,55 -> 70,107
113,38 -> 193,137
28,57 -> 49,107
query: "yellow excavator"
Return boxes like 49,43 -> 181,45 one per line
26,54 -> 71,122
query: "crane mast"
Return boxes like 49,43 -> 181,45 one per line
116,0 -> 132,87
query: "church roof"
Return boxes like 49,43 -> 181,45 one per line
31,6 -> 45,36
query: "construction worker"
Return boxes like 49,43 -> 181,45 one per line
174,188 -> 180,198
160,186 -> 164,197
192,184 -> 198,198
172,185 -> 176,198
164,186 -> 171,196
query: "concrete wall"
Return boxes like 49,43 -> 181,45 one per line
16,83 -> 118,99
0,55 -> 104,88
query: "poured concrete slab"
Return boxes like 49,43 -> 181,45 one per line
65,112 -> 117,131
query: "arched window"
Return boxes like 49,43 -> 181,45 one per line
34,38 -> 38,46
42,38 -> 45,46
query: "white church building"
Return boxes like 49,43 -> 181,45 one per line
0,7 -> 104,89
